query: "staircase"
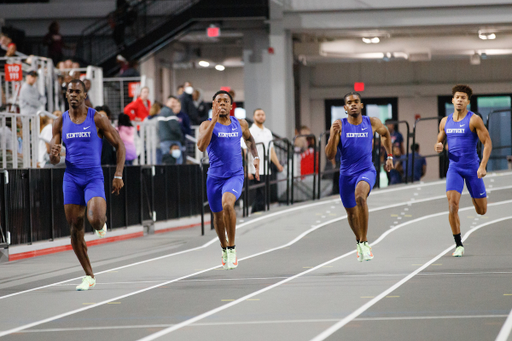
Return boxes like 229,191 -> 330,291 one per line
76,0 -> 268,75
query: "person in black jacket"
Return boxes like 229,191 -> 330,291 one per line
96,106 -> 117,166
158,96 -> 184,164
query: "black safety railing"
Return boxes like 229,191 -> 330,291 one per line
384,120 -> 411,184
411,117 -> 446,182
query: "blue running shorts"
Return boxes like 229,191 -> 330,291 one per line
207,174 -> 244,213
63,170 -> 106,206
339,168 -> 377,208
446,165 -> 486,198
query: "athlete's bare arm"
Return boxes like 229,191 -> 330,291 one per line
240,119 -> 260,181
49,115 -> 63,165
371,117 -> 394,172
94,113 -> 125,194
435,117 -> 448,153
325,119 -> 341,160
197,120 -> 216,152
470,114 -> 492,178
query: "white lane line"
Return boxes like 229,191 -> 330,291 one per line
311,215 -> 512,341
2,173 -> 509,302
20,314 -> 509,333
136,200 -> 512,341
496,308 -> 512,341
54,277 -> 290,286
1,189 -> 510,338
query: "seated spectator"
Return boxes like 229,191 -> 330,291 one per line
120,60 -> 140,77
117,113 -> 137,165
405,143 -> 427,182
148,102 -> 162,120
124,86 -> 150,129
162,144 -> 181,165
96,106 -> 117,166
176,85 -> 184,96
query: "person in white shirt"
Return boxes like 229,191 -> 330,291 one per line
242,108 -> 284,213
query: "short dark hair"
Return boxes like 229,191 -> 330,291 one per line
118,113 -> 133,127
385,119 -> 394,124
167,95 -> 178,100
170,143 -> 179,149
411,143 -> 420,152
253,108 -> 264,115
68,79 -> 86,92
95,105 -> 112,118
343,92 -> 362,102
212,90 -> 233,104
452,84 -> 472,99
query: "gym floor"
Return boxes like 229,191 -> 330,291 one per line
1,171 -> 512,341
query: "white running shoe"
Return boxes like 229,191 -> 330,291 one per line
361,242 -> 374,261
76,276 -> 96,291
226,248 -> 238,270
452,246 -> 464,257
95,223 -> 107,238
222,249 -> 228,269
356,243 -> 363,262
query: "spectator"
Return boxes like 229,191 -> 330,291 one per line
229,89 -> 237,116
117,113 -> 137,165
43,21 -> 64,65
1,34 -> 17,57
19,71 -> 46,116
178,81 -> 199,123
38,113 -> 55,168
0,119 -> 21,167
63,59 -> 73,69
71,61 -> 80,70
242,108 -> 284,213
162,143 -> 181,165
96,106 -> 117,166
146,101 -> 162,163
110,0 -> 128,48
120,60 -> 140,77
148,101 -> 162,119
123,86 -> 150,129
192,89 -> 208,124
174,98 -> 191,137
388,144 -> 403,185
385,119 -> 404,155
405,143 -> 427,182
84,79 -> 93,107
158,96 -> 184,165
176,85 -> 184,96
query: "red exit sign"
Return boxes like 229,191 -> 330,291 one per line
207,26 -> 220,38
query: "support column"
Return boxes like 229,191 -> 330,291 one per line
243,1 -> 295,139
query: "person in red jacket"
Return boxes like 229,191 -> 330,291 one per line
123,86 -> 150,129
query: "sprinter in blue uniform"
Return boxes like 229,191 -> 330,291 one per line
435,84 -> 492,257
197,90 -> 260,270
50,79 -> 126,290
325,92 -> 394,262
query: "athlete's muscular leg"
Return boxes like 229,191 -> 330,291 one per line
355,181 -> 371,242
472,197 -> 487,215
86,197 -> 107,231
222,192 -> 237,247
65,204 -> 94,277
344,206 -> 361,241
447,190 -> 461,235
213,211 -> 227,248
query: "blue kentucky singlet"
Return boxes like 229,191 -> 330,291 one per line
337,116 -> 374,175
444,111 -> 480,168
62,107 -> 103,174
207,116 -> 244,178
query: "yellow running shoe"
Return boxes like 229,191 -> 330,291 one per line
76,276 -> 96,291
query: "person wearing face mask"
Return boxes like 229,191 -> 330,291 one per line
162,144 -> 182,165
178,81 -> 200,125
158,96 -> 184,165
123,86 -> 151,130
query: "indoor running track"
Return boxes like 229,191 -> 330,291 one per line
2,171 -> 512,341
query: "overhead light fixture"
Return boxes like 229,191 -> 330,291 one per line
215,65 -> 225,71
198,61 -> 210,67
478,30 -> 496,40
362,37 -> 380,44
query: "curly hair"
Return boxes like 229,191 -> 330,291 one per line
452,84 -> 473,99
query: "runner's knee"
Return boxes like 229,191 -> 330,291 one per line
355,194 -> 367,207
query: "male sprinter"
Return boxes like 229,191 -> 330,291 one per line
435,84 -> 492,257
197,90 -> 259,269
50,79 -> 126,290
325,92 -> 393,261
